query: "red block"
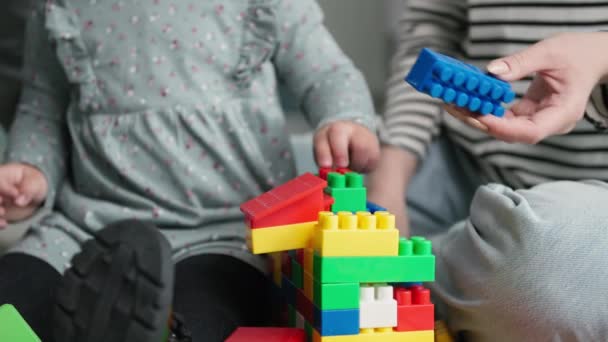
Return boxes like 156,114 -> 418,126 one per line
226,327 -> 305,342
318,167 -> 352,180
295,249 -> 304,265
322,194 -> 334,211
282,252 -> 292,279
241,173 -> 327,228
335,167 -> 352,175
394,286 -> 435,331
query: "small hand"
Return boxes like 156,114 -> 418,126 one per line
0,163 -> 49,228
314,120 -> 380,173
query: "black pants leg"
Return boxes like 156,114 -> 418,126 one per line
0,252 -> 275,342
173,254 -> 275,342
0,253 -> 61,341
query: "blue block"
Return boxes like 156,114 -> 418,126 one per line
405,48 -> 515,117
282,275 -> 296,306
314,307 -> 359,336
366,201 -> 386,213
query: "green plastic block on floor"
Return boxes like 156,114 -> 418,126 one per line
292,259 -> 304,289
326,172 -> 367,212
313,236 -> 435,283
0,304 -> 41,342
313,281 -> 359,310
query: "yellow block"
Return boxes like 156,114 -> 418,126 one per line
304,271 -> 313,300
434,321 -> 455,342
270,252 -> 282,286
313,212 -> 399,256
304,248 -> 314,273
247,221 -> 316,254
313,329 -> 433,342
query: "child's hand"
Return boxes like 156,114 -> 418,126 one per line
446,32 -> 608,144
314,120 -> 380,173
0,163 -> 49,227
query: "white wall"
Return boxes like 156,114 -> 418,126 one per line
317,0 -> 402,111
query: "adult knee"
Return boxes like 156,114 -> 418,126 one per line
435,181 -> 608,341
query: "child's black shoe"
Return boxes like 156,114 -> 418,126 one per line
53,219 -> 176,342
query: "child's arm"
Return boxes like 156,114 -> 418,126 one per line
3,3 -> 70,214
452,32 -> 608,143
367,0 -> 467,234
272,0 -> 379,172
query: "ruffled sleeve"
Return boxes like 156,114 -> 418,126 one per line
233,0 -> 278,89
6,1 -> 70,209
270,0 -> 377,132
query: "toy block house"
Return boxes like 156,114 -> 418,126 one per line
240,169 -> 437,342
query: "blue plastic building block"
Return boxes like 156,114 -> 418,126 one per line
313,307 -> 359,336
366,201 -> 386,213
406,48 -> 515,117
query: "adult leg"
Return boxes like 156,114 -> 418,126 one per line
173,253 -> 275,342
0,253 -> 61,341
432,180 -> 608,341
406,135 -> 481,236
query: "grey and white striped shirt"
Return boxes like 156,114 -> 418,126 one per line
382,0 -> 608,188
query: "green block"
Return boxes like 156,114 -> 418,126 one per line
313,236 -> 435,283
305,321 -> 313,342
292,260 -> 303,289
326,172 -> 367,212
288,305 -> 296,327
313,281 -> 359,310
0,304 -> 41,342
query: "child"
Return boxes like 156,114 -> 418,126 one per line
0,1 -> 379,341
369,0 -> 608,340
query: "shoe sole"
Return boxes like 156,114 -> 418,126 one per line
53,220 -> 174,342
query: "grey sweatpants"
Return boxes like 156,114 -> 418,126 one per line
408,137 -> 608,342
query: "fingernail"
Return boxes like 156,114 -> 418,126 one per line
466,117 -> 489,132
15,195 -> 29,206
487,60 -> 510,74
318,158 -> 331,168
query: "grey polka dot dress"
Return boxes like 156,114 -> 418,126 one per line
5,0 -> 376,273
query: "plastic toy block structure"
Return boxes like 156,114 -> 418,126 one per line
239,168 -> 436,342
405,48 -> 515,117
0,304 -> 41,342
241,172 -> 333,229
225,327 -> 305,342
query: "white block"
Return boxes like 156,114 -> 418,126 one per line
295,311 -> 306,329
359,284 -> 397,329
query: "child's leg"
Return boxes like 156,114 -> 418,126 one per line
173,254 -> 275,342
0,253 -> 61,341
432,180 -> 608,341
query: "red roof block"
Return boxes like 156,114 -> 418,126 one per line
225,327 -> 305,342
240,173 -> 327,228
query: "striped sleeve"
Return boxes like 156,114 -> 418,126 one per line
379,0 -> 467,159
585,84 -> 608,131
